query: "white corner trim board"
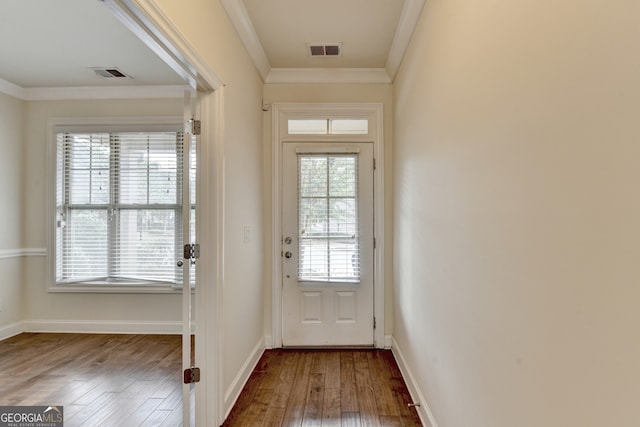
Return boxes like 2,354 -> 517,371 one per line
384,335 -> 393,350
0,248 -> 46,260
264,335 -> 273,349
391,337 -> 440,427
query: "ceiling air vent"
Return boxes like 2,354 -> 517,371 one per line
90,67 -> 132,79
308,43 -> 342,57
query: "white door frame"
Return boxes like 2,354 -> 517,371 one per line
103,1 -> 225,425
271,103 -> 385,349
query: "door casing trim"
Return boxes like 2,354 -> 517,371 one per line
271,102 -> 385,349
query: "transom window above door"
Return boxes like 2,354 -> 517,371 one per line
288,118 -> 369,135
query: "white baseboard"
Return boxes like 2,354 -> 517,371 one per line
223,337 -> 265,419
392,337 -> 439,427
23,320 -> 182,335
0,321 -> 25,341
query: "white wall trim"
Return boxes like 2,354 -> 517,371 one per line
384,335 -> 393,350
193,87 -> 226,426
24,85 -> 188,101
0,79 -> 188,101
220,0 -> 271,81
23,320 -> 182,335
0,77 -> 26,99
385,0 -> 426,81
266,68 -> 391,84
0,322 -> 25,341
0,248 -> 46,260
223,338 -> 265,419
392,337 -> 439,427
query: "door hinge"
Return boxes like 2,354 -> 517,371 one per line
183,243 -> 200,260
373,158 -> 377,170
373,317 -> 377,329
184,367 -> 201,384
185,118 -> 201,136
373,237 -> 376,249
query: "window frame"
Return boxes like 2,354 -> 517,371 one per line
47,117 -> 189,294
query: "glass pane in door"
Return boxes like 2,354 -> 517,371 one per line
297,154 -> 360,283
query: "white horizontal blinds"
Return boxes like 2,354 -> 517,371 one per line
56,131 -> 186,285
298,154 -> 360,282
57,133 -> 109,282
113,132 -> 181,283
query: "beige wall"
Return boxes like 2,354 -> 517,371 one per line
262,84 -> 394,338
149,0 -> 265,402
22,98 -> 184,324
393,1 -> 640,426
0,92 -> 25,329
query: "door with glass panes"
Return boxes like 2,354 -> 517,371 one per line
282,142 -> 374,346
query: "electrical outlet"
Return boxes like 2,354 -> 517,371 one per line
244,226 -> 251,244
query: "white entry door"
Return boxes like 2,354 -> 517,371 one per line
282,142 -> 374,347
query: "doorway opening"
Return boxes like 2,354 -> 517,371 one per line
271,103 -> 385,349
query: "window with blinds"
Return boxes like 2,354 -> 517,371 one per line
297,154 -> 360,283
55,131 -> 194,287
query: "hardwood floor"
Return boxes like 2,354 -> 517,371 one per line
0,333 -> 184,426
0,334 -> 422,426
223,349 -> 422,427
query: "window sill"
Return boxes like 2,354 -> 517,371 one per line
49,283 -> 194,294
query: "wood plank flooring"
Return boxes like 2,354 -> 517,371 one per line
0,333 -> 184,427
222,349 -> 422,427
0,334 -> 422,426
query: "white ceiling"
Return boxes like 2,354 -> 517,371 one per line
245,0 -> 404,69
0,0 -> 184,90
224,0 -> 426,83
0,0 -> 426,95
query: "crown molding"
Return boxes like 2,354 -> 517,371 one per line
266,68 -> 391,85
221,0 -> 424,84
25,84 -> 190,100
221,0 -> 271,81
0,82 -> 188,101
385,0 -> 426,81
0,77 -> 26,99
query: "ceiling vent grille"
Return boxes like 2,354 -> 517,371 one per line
90,67 -> 132,79
308,43 -> 342,57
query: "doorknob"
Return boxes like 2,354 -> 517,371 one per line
284,237 -> 292,244
284,251 -> 293,259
